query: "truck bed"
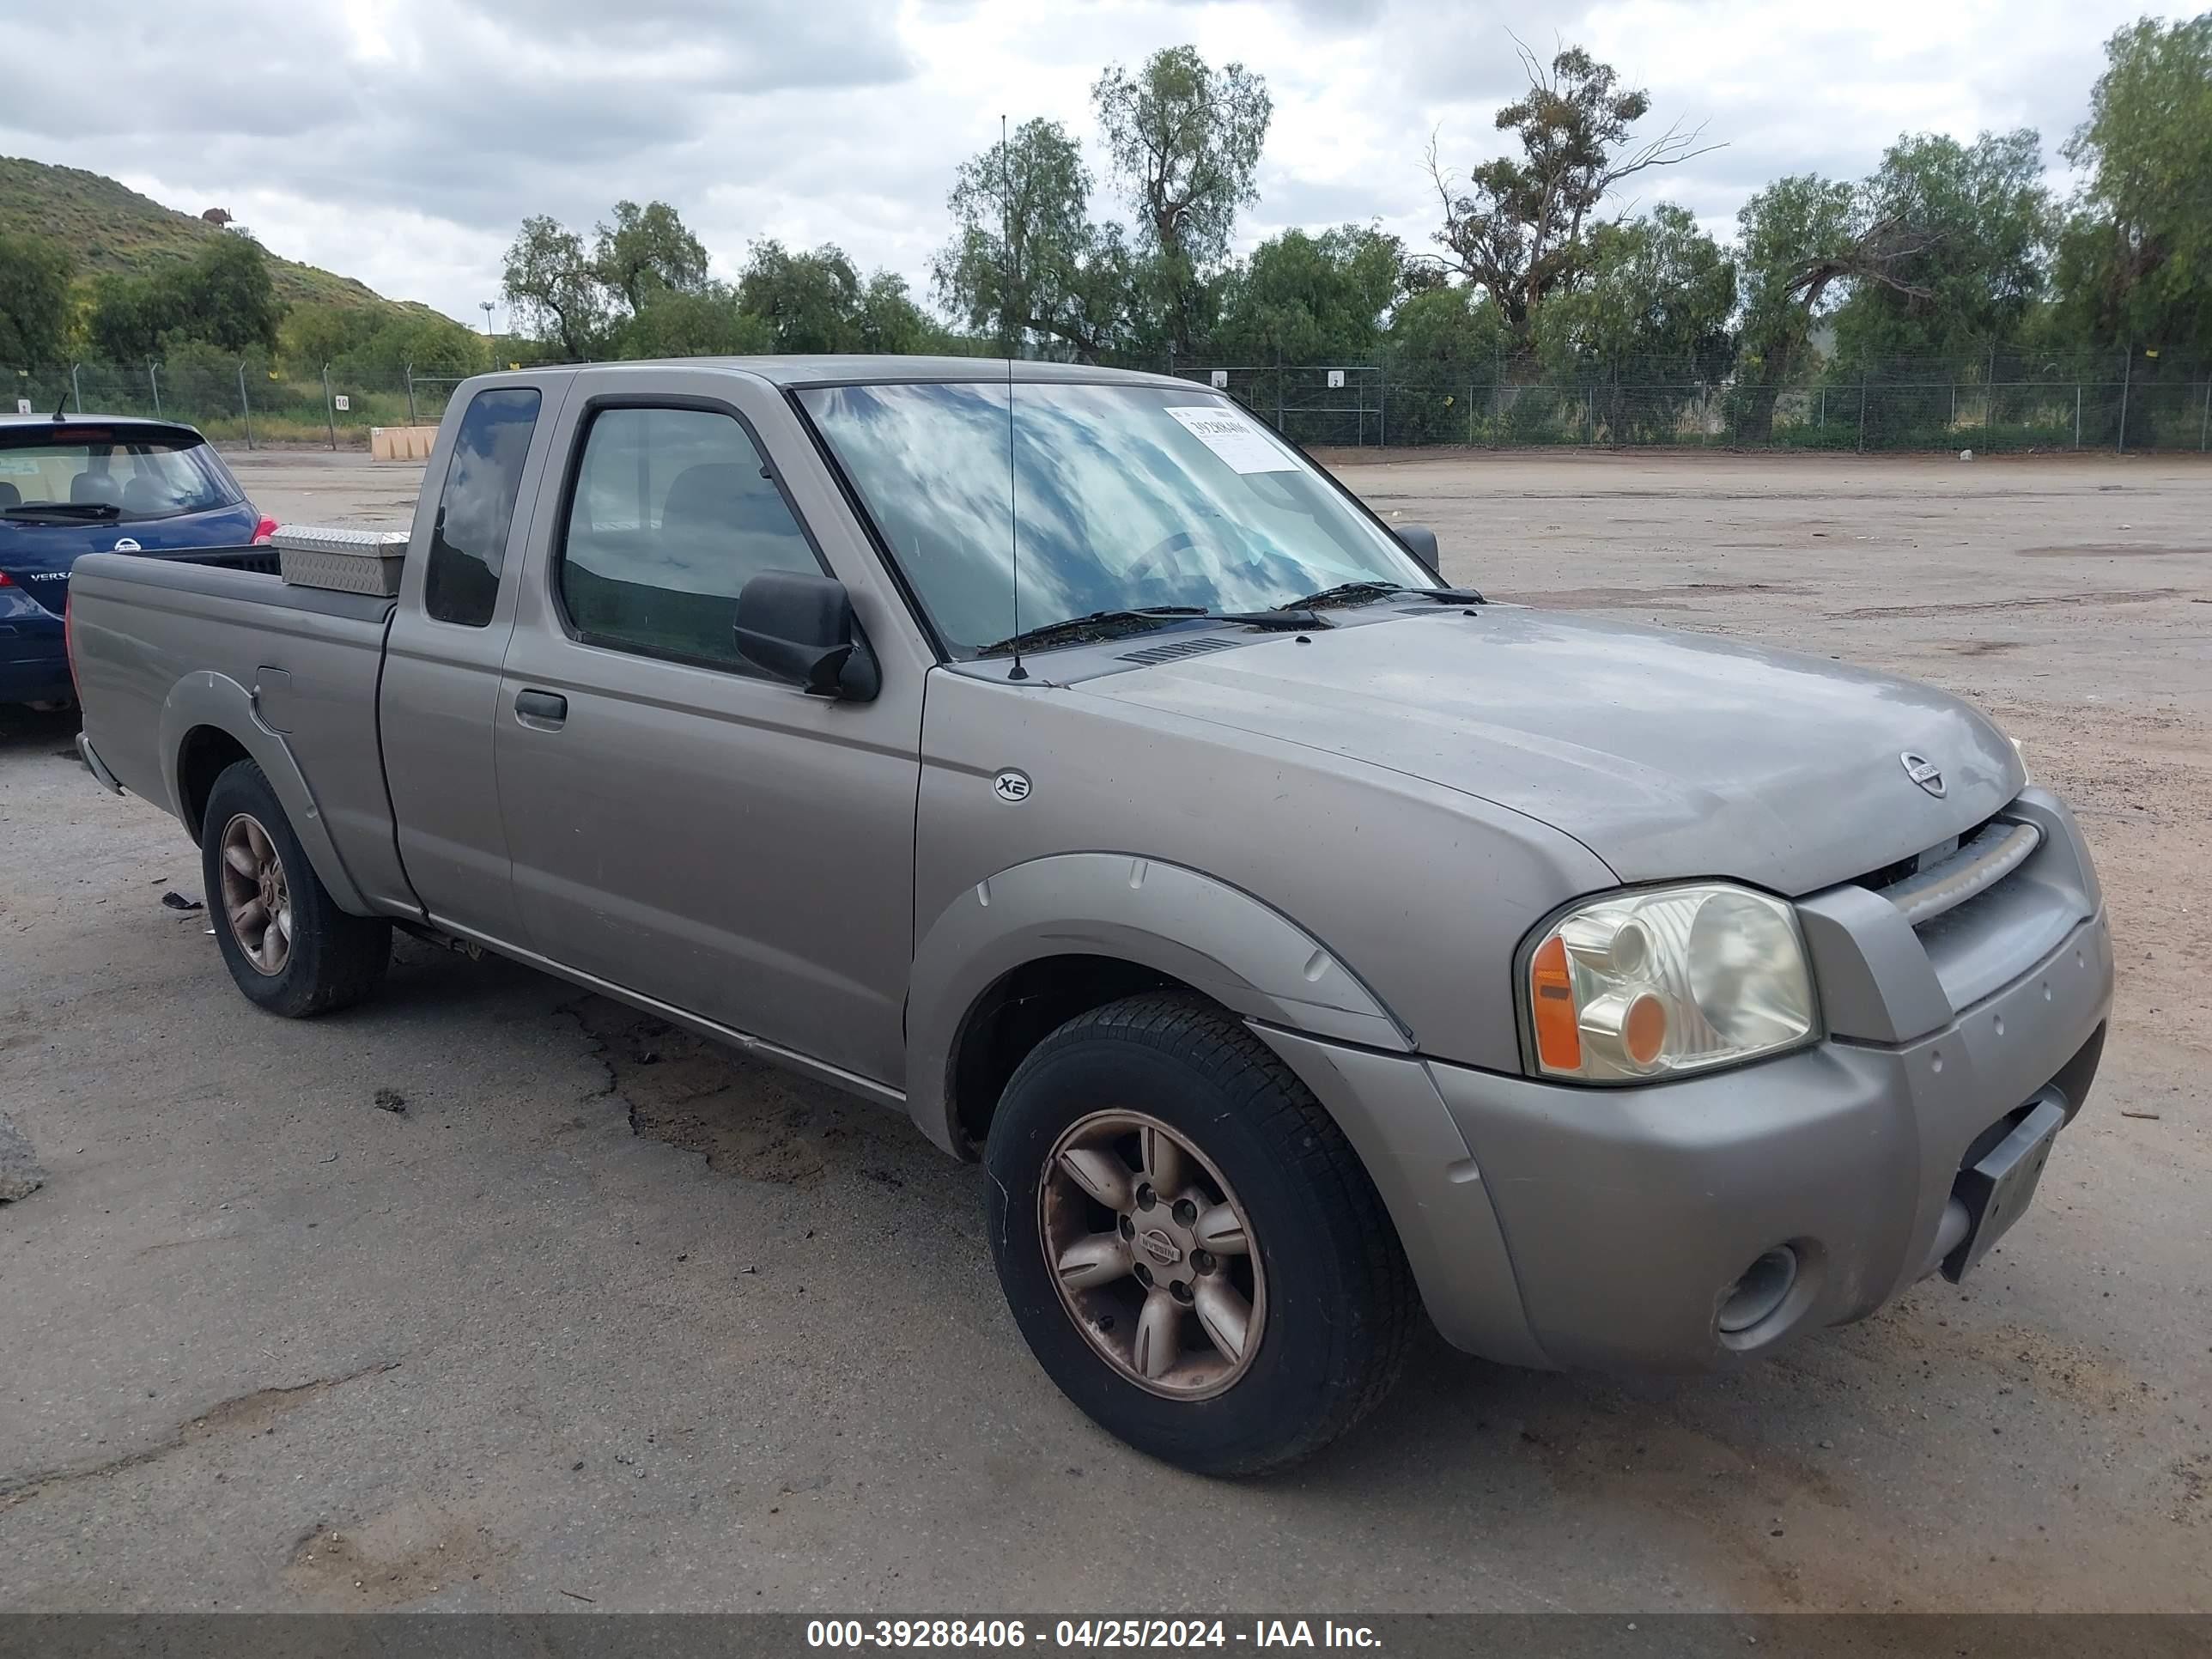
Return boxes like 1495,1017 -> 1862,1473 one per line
69,549 -> 416,917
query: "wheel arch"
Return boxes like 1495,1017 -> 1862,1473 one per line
907,854 -> 1411,1157
158,672 -> 373,915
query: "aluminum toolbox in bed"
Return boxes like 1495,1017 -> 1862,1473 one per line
270,525 -> 410,597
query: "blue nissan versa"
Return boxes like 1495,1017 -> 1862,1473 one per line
0,413 -> 273,707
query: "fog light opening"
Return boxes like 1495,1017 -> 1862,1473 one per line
1717,1247 -> 1799,1335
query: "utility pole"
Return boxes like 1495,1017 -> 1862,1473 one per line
479,301 -> 497,364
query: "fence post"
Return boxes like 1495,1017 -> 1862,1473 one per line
2116,346 -> 2130,455
70,362 -> 81,413
405,364 -> 418,427
237,362 -> 254,451
149,361 -> 161,417
1857,371 -> 1868,453
1949,383 -> 1956,432
2201,380 -> 2209,453
1817,387 -> 1825,428
1468,381 -> 1476,446
1378,370 -> 1388,449
322,362 -> 338,452
2075,384 -> 2082,449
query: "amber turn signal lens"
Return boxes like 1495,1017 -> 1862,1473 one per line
1529,934 -> 1582,1073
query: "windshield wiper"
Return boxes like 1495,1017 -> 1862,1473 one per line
0,501 -> 122,522
977,604 -> 1328,659
1289,580 -> 1486,610
978,608 -> 1207,659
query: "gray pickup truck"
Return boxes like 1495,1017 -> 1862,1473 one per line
70,358 -> 2112,1474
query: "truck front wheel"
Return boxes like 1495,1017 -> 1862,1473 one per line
199,759 -> 391,1018
985,993 -> 1416,1475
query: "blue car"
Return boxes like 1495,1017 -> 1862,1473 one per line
1,413 -> 273,707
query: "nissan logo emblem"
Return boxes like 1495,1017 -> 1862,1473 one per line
1899,751 -> 1946,798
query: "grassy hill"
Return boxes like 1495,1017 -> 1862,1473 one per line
0,155 -> 418,317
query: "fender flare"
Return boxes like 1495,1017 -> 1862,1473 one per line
904,853 -> 1411,1154
157,670 -> 374,916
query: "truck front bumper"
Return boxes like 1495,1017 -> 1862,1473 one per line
1257,822 -> 2113,1374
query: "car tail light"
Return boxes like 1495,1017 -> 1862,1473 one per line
252,515 -> 279,545
0,568 -> 15,585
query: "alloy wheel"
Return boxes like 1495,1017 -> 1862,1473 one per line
217,812 -> 292,976
1039,1109 -> 1267,1399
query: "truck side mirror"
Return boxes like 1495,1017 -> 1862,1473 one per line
734,572 -> 880,702
1393,522 -> 1441,574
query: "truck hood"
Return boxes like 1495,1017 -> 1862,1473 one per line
1079,608 -> 2026,895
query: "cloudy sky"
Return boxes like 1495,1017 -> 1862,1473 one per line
1,0 -> 2197,328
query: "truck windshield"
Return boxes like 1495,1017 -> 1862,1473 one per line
797,380 -> 1434,657
0,429 -> 240,522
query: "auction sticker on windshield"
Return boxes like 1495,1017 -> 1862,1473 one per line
1165,404 -> 1297,474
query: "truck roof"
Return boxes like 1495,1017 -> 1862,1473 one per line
476,356 -> 1198,392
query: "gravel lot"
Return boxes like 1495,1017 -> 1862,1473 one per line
1,447 -> 2206,1613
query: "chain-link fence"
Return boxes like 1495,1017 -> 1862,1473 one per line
3,362 -> 470,449
7,350 -> 2209,455
1163,349 -> 2212,455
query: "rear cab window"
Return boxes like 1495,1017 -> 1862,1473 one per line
423,388 -> 542,627
0,424 -> 240,522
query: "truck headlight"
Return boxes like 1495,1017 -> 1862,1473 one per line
1522,884 -> 1818,1083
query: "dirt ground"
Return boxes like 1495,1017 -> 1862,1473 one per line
1,447 -> 2206,1614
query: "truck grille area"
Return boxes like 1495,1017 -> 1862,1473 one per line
1866,817 -> 2043,928
1848,794 -> 2097,1017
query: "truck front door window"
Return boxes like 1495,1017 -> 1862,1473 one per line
424,387 -> 541,628
557,405 -> 821,672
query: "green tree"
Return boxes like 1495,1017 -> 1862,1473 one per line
278,302 -> 381,374
0,233 -> 76,367
1734,174 -> 1857,374
502,215 -> 606,360
1830,130 -> 2052,362
737,240 -> 865,352
339,312 -> 492,378
164,232 -> 284,354
1426,41 -> 1717,335
611,285 -> 772,358
2054,15 -> 2212,353
1532,204 -> 1735,377
854,271 -> 942,354
592,199 -> 710,314
86,272 -> 171,362
1213,226 -> 1403,362
933,118 -> 1135,361
1385,284 -> 1508,367
1729,172 -> 1888,439
1093,46 -> 1272,355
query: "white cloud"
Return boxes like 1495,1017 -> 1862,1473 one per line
0,0 -> 2197,327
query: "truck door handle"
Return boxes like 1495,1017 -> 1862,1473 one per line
514,689 -> 568,730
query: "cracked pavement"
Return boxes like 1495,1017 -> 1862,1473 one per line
0,448 -> 2207,1612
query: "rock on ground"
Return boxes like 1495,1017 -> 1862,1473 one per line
0,1112 -> 46,1203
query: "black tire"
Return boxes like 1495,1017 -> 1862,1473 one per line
199,758 -> 391,1018
985,992 -> 1416,1476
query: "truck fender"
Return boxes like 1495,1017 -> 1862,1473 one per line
157,669 -> 374,916
904,853 -> 1411,1154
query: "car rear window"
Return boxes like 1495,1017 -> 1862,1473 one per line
0,427 -> 240,521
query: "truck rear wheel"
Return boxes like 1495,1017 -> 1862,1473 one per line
199,759 -> 390,1018
985,993 -> 1415,1475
